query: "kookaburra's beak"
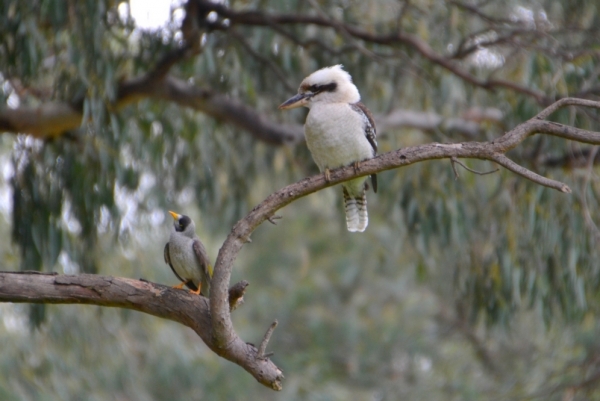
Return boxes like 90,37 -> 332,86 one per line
279,93 -> 311,110
168,211 -> 181,220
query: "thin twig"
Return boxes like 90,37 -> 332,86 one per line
267,215 -> 282,225
451,157 -> 499,177
258,320 -> 279,360
490,154 -> 572,193
451,157 -> 460,179
535,98 -> 600,120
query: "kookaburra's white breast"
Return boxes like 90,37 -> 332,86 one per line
305,103 -> 374,171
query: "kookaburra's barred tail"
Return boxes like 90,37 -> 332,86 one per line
343,186 -> 368,232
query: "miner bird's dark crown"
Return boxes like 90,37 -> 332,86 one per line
175,215 -> 193,232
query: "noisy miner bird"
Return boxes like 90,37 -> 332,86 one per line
279,65 -> 377,232
164,211 -> 213,296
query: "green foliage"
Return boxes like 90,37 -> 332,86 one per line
1,0 -> 600,399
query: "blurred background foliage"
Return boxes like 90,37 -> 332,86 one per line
1,0 -> 600,399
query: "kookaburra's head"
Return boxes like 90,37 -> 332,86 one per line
279,65 -> 360,110
169,211 -> 196,238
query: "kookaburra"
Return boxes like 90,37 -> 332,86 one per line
164,211 -> 213,296
279,65 -> 377,232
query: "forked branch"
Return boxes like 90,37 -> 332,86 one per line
0,98 -> 598,391
208,99 -> 600,389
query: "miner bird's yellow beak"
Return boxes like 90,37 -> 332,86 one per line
279,93 -> 311,110
168,211 -> 181,220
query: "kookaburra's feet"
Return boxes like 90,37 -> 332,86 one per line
190,283 -> 202,296
324,168 -> 331,183
353,161 -> 361,174
172,281 -> 188,290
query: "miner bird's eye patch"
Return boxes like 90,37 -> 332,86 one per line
178,215 -> 192,230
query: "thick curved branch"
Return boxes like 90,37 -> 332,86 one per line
3,2 -> 596,143
0,79 -> 504,146
0,273 -> 212,325
0,102 -> 83,139
0,75 -> 302,145
0,43 -> 195,138
2,98 -> 598,392
0,272 -> 282,389
157,77 -> 302,144
1,79 -> 498,144
209,99 -> 600,369
0,37 -> 302,145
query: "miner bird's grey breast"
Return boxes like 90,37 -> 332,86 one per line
279,65 -> 377,233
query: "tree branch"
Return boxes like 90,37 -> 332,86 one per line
0,75 -> 303,145
6,1 -> 591,143
535,98 -> 600,120
0,34 -> 303,145
2,98 -> 599,391
196,0 -> 552,104
2,82 -> 502,144
0,272 -> 283,389
0,102 -> 85,139
207,98 -> 600,391
3,2 -> 596,144
450,156 -> 499,179
489,153 -> 571,193
257,320 -> 278,359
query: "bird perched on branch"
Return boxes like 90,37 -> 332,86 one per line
164,211 -> 213,296
279,65 -> 377,232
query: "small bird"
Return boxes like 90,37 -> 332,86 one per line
279,65 -> 377,232
164,211 -> 213,296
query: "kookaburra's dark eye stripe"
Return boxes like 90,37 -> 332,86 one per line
311,82 -> 337,93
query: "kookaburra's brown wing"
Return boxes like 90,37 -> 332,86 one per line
192,239 -> 213,295
350,102 -> 378,192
